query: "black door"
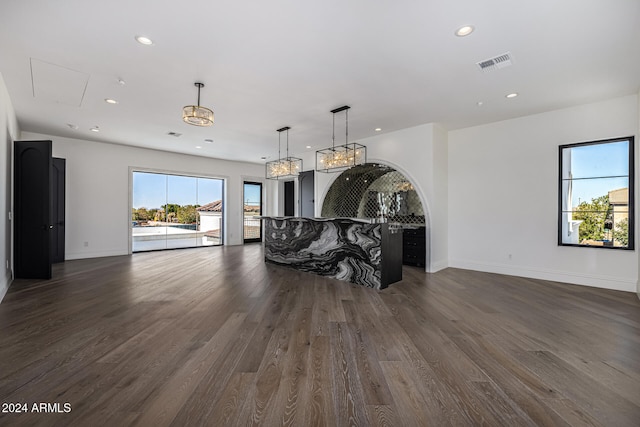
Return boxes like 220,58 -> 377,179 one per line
14,140 -> 52,279
284,181 -> 295,216
4,131 -> 11,276
52,158 -> 66,263
243,181 -> 263,243
299,170 -> 314,217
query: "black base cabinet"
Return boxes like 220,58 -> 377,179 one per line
403,226 -> 426,267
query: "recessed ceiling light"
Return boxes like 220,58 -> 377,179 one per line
204,139 -> 213,143
67,123 -> 79,130
476,101 -> 484,106
195,146 -> 202,149
506,92 -> 519,99
117,78 -> 126,85
455,25 -> 475,37
261,156 -> 267,160
90,126 -> 100,132
375,128 -> 382,132
306,145 -> 311,149
135,35 -> 153,45
104,98 -> 118,104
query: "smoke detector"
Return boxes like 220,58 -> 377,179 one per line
477,52 -> 513,72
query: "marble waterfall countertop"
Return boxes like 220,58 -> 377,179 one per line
261,217 -> 402,289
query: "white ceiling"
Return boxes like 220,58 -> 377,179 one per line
1,0 -> 639,164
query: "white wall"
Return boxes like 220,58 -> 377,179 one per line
431,124 -> 449,271
448,94 -> 639,292
21,132 -> 265,260
263,179 -> 279,217
198,212 -> 221,234
0,74 -> 20,302
310,123 -> 449,272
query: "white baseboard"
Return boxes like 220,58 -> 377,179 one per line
0,272 -> 11,304
449,259 -> 637,293
65,249 -> 128,260
428,260 -> 449,273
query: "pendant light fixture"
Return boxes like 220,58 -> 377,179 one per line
183,82 -> 214,127
316,105 -> 366,173
266,126 -> 303,180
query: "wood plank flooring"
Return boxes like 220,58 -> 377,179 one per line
0,244 -> 639,426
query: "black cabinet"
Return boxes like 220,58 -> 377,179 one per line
403,226 -> 426,267
381,225 -> 403,288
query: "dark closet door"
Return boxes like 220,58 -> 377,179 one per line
14,140 -> 52,279
52,158 -> 66,263
284,181 -> 295,216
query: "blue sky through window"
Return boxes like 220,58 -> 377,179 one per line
565,140 -> 629,208
133,171 -> 223,209
243,183 -> 261,207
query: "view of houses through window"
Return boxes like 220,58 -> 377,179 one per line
559,137 -> 634,249
132,171 -> 224,252
243,182 -> 262,242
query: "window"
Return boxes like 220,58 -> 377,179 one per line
132,171 -> 224,252
559,136 -> 634,249
243,181 -> 262,243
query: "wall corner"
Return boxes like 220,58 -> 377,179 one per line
431,123 -> 449,270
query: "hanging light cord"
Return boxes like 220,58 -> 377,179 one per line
195,82 -> 204,107
345,108 -> 349,144
332,113 -> 336,150
286,128 -> 290,157
278,130 -> 282,160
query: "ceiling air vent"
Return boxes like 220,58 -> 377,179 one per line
477,52 -> 513,72
167,131 -> 182,137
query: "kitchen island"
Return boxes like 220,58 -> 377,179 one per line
262,217 -> 402,289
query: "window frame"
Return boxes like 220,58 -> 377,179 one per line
557,136 -> 635,250
130,169 -> 225,253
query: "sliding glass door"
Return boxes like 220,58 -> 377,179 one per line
243,182 -> 262,243
132,171 -> 224,252
166,174 -> 197,249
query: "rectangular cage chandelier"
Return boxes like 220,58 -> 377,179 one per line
316,105 -> 366,173
266,126 -> 303,180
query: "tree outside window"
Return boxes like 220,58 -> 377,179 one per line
559,137 -> 634,249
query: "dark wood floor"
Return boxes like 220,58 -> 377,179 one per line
1,245 -> 639,426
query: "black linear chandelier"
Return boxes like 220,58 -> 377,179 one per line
265,126 -> 302,179
316,105 -> 366,173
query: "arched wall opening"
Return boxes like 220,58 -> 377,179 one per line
318,161 -> 431,271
